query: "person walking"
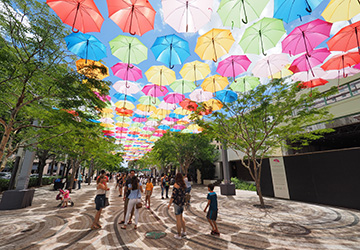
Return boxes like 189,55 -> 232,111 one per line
167,173 -> 186,239
203,184 -> 220,236
184,174 -> 191,207
164,176 -> 170,199
121,175 -> 143,230
160,173 -> 165,199
118,171 -> 135,225
91,175 -> 109,229
78,172 -> 83,189
145,177 -> 153,209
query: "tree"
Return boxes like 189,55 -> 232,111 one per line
193,78 -> 336,208
152,132 -> 219,174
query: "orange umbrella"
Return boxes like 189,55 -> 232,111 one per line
321,52 -> 360,78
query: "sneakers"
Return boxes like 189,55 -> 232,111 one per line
181,232 -> 187,237
161,197 -> 164,199
211,230 -> 220,236
174,234 -> 182,240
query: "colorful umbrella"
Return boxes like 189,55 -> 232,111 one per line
107,0 -> 156,36
282,19 -> 332,56
65,33 -> 107,61
195,29 -> 235,62
180,61 -> 211,86
162,0 -> 213,33
142,84 -> 169,98
327,20 -> 360,54
321,52 -> 360,77
114,100 -> 135,110
145,66 -> 176,90
163,92 -> 185,104
203,99 -> 223,111
155,109 -> 171,116
189,89 -> 213,102
158,101 -> 177,110
111,62 -> 142,81
116,108 -> 133,116
299,78 -> 328,88
76,59 -> 109,80
173,108 -> 192,115
201,75 -> 229,93
113,93 -> 137,102
112,81 -> 140,94
46,0 -> 104,33
291,68 -> 326,82
179,98 -> 198,111
252,54 -> 289,78
322,0 -> 360,23
151,34 -> 190,68
138,96 -> 161,106
289,48 -> 331,76
230,76 -> 260,92
324,67 -> 360,79
239,17 -> 285,56
109,35 -> 148,64
274,0 -> 323,23
170,79 -> 196,95
216,55 -> 252,80
215,89 -> 238,103
217,0 -> 269,27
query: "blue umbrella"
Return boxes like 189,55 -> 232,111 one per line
274,0 -> 323,23
151,34 -> 190,69
170,128 -> 181,132
65,33 -> 107,61
215,89 -> 238,103
158,125 -> 170,130
113,93 -> 137,102
169,113 -> 185,119
133,113 -> 149,118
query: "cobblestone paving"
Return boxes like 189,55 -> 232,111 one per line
0,181 -> 360,250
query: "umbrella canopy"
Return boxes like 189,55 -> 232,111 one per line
322,0 -> 360,23
162,0 -> 213,33
46,0 -> 104,33
76,59 -> 109,80
217,0 -> 269,27
65,33 -> 107,61
274,0 -> 323,23
138,96 -> 161,105
289,48 -> 331,75
216,55 -> 252,79
112,81 -> 141,94
189,89 -> 213,102
113,93 -> 137,102
327,20 -> 360,54
107,0 -> 156,36
170,79 -> 196,95
252,54 -> 289,78
179,98 -> 198,111
158,101 -> 177,110
180,61 -> 211,85
111,62 -> 142,81
155,109 -> 171,116
324,67 -> 360,79
151,34 -> 190,68
203,99 -> 223,111
215,89 -> 238,103
282,19 -> 332,56
230,76 -> 260,92
291,68 -> 326,82
163,92 -> 185,104
321,52 -> 360,77
109,35 -> 148,64
142,84 -> 169,98
145,66 -> 176,89
114,100 -> 135,110
240,17 -> 285,55
195,29 -> 235,62
201,75 -> 229,93
299,78 -> 328,88
269,64 -> 293,79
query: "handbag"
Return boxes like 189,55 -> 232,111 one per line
104,191 -> 109,207
135,189 -> 142,209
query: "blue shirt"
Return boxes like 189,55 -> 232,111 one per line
207,192 -> 217,211
127,183 -> 142,199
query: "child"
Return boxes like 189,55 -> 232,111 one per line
145,177 -> 154,209
203,184 -> 220,236
60,189 -> 70,208
92,175 -> 109,230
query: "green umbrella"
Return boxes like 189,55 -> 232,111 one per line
218,0 -> 269,28
169,79 -> 196,95
138,96 -> 160,106
230,76 -> 260,93
131,122 -> 145,128
116,116 -> 132,123
109,35 -> 148,64
239,17 -> 285,56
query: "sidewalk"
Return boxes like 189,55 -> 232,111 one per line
0,181 -> 359,250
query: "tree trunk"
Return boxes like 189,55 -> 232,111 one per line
37,150 -> 49,186
87,158 -> 94,185
253,159 -> 265,208
69,158 -> 81,193
0,125 -> 13,171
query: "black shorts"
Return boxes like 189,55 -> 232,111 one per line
207,209 -> 218,221
95,194 -> 105,210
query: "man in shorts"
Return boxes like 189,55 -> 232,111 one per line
203,184 -> 220,236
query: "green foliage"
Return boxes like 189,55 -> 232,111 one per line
191,159 -> 215,180
231,177 -> 256,191
0,179 -> 10,192
0,176 -> 60,192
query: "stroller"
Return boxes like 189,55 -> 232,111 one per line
56,189 -> 74,207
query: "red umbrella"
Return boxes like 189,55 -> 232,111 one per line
115,108 -> 133,116
327,20 -> 360,54
298,78 -> 328,89
107,0 -> 156,36
321,52 -> 360,78
46,0 -> 104,33
289,48 -> 330,76
179,98 -> 198,111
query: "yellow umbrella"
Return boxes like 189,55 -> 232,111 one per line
114,101 -> 135,110
201,75 -> 229,93
100,113 -> 114,118
177,119 -> 189,125
195,28 -> 235,62
145,65 -> 176,88
269,64 -> 293,79
187,124 -> 203,131
76,59 -> 109,80
129,127 -> 142,132
100,123 -> 114,128
155,109 -> 171,116
174,107 -> 192,115
203,99 -> 223,111
100,108 -> 113,114
115,122 -> 130,127
180,60 -> 211,85
136,104 -> 157,112
149,113 -> 164,119
322,0 -> 360,23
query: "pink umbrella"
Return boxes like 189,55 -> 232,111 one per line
291,68 -> 326,82
323,67 -> 360,79
142,84 -> 169,98
282,19 -> 332,56
158,101 -> 177,110
143,126 -> 155,131
94,91 -> 111,102
116,127 -> 128,132
145,120 -> 158,127
165,117 -> 179,122
152,133 -> 164,137
132,117 -> 147,122
111,62 -> 142,81
173,125 -> 185,130
163,92 -> 185,104
252,54 -> 289,78
113,80 -> 140,94
189,89 -> 213,102
216,55 -> 252,80
289,48 -> 330,76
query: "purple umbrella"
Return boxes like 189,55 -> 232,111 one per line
163,92 -> 185,104
216,55 -> 252,81
111,62 -> 142,81
289,48 -> 330,76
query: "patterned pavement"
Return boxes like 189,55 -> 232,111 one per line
0,180 -> 360,250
